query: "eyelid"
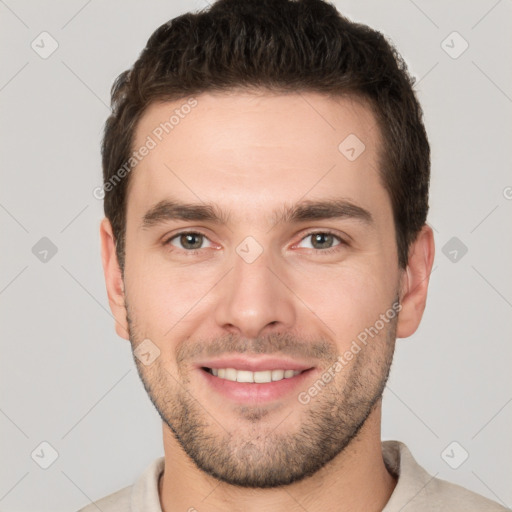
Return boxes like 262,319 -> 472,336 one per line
163,227 -> 212,242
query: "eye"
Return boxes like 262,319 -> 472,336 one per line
163,230 -> 346,255
296,231 -> 345,252
165,232 -> 213,251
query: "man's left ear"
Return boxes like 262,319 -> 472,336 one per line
396,224 -> 435,338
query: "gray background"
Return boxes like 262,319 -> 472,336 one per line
1,1 -> 511,510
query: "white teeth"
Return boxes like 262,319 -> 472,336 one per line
254,370 -> 272,383
225,368 -> 237,381
236,370 -> 254,383
210,368 -> 302,383
271,369 -> 284,381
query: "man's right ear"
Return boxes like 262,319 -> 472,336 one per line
99,218 -> 130,340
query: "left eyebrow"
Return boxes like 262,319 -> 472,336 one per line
276,198 -> 374,227
140,197 -> 374,230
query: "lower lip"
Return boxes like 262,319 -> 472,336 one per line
199,368 -> 315,404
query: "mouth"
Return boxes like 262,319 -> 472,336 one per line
202,367 -> 305,383
196,356 -> 316,403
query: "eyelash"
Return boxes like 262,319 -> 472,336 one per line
163,230 -> 348,256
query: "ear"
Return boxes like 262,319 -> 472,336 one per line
99,217 -> 130,340
396,224 -> 435,338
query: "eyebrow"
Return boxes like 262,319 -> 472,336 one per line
141,198 -> 374,229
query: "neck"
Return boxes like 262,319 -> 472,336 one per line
158,400 -> 396,512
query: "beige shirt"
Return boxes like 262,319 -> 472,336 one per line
77,441 -> 508,511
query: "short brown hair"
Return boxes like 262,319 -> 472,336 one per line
102,0 -> 430,272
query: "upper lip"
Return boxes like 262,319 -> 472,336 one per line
196,355 -> 314,372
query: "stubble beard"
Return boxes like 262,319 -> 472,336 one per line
126,299 -> 397,488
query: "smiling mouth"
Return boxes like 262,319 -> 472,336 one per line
202,367 -> 307,384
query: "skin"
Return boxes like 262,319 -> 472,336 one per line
100,91 -> 435,512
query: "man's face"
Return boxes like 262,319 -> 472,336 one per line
119,92 -> 404,487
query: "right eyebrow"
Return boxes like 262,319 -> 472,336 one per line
141,199 -> 230,229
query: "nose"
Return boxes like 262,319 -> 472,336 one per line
213,246 -> 296,340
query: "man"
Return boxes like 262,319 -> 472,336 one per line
81,0 -> 507,510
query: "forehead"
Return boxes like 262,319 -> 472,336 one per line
127,91 -> 388,226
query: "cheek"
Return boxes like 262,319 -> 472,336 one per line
123,258 -> 218,335
294,264 -> 393,345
